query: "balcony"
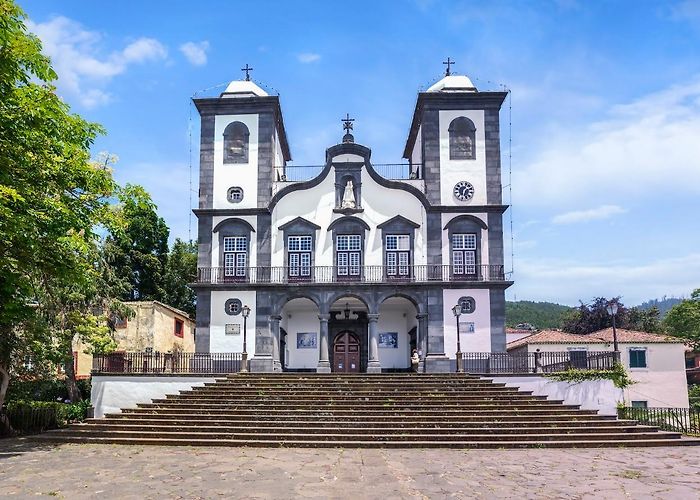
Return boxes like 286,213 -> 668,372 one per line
195,265 -> 507,286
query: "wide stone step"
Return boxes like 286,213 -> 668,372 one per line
122,408 -> 595,418
78,423 -> 659,435
41,428 -> 685,442
90,416 -> 629,427
139,401 -> 576,410
165,396 -> 549,404
104,412 -> 616,422
178,389 -> 531,396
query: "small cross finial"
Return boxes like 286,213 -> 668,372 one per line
342,113 -> 355,134
241,64 -> 253,81
443,57 -> 454,76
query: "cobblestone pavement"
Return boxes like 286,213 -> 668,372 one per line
1,440 -> 700,499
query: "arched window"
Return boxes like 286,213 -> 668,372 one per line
448,117 -> 476,160
223,121 -> 249,164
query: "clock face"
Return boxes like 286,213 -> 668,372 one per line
453,181 -> 475,201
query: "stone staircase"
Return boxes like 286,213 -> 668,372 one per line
37,374 -> 700,448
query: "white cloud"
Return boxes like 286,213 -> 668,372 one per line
27,16 -> 167,108
514,77 -> 700,208
179,41 -> 209,66
552,204 -> 626,225
511,253 -> 700,306
297,53 -> 321,64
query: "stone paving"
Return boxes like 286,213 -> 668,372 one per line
1,439 -> 700,499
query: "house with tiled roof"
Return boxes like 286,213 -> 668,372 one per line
507,328 -> 689,408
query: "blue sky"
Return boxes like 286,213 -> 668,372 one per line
19,0 -> 700,306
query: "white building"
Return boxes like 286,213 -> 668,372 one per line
507,328 -> 690,408
192,68 -> 512,373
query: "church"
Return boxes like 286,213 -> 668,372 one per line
192,63 -> 512,373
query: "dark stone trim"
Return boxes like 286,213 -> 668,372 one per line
257,213 -> 272,269
269,163 -> 333,211
327,216 -> 370,232
426,212 -> 442,268
257,112 -> 275,207
193,96 -> 291,161
377,215 -> 420,229
403,91 -> 508,159
194,290 -> 211,352
430,205 -> 509,214
487,212 -> 505,268
212,217 -> 256,233
364,161 -> 432,210
198,115 -> 215,209
443,214 -> 488,230
278,216 -> 321,231
489,288 -> 506,353
194,208 -> 270,216
192,281 -> 515,291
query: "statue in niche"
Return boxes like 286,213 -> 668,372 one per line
340,179 -> 356,209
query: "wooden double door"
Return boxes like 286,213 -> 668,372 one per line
333,331 -> 361,373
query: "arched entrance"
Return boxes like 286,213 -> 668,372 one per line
333,331 -> 361,373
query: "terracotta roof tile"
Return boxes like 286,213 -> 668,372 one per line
506,328 -> 683,350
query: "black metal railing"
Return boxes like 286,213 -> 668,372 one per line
197,264 -> 506,285
0,406 -> 65,438
273,163 -> 421,182
461,351 -> 618,374
92,352 -> 242,374
618,407 -> 700,436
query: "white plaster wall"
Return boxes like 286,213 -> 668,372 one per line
438,109 -> 486,206
523,342 -> 689,408
441,213 -> 489,267
377,307 -> 411,369
271,163 -> 428,269
285,308 -> 320,369
442,288 -> 491,357
211,215 -> 258,269
209,290 -> 257,353
492,376 -> 623,416
213,114 -> 259,210
91,376 -> 216,418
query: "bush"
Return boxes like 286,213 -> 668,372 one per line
6,378 -> 91,403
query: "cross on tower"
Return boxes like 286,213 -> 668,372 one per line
342,113 -> 354,134
241,64 -> 253,81
443,57 -> 455,76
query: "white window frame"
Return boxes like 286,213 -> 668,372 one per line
385,234 -> 410,276
288,235 -> 312,277
223,236 -> 248,277
452,233 -> 477,275
337,234 -> 361,277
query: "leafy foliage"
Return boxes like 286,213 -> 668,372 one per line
561,297 -> 662,334
6,378 -> 91,403
545,363 -> 634,389
161,239 -> 197,318
0,1 -> 119,406
506,301 -> 573,329
639,296 -> 683,318
664,289 -> 700,350
102,184 -> 170,301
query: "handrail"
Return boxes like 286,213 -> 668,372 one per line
196,264 -> 506,285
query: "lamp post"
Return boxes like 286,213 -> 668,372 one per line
606,300 -> 620,363
241,304 -> 250,373
452,304 -> 464,373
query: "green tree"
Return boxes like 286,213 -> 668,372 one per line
664,289 -> 700,349
0,0 -> 116,407
161,239 -> 197,318
561,297 -> 627,334
623,306 -> 662,333
103,184 -> 170,301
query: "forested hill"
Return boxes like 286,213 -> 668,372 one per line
638,297 -> 683,317
506,301 -> 573,330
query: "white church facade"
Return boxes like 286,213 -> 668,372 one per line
192,67 -> 512,373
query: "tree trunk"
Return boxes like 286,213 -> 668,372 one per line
0,362 -> 10,434
63,348 -> 82,403
0,362 -> 9,409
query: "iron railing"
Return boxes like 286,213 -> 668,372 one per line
197,264 -> 506,285
92,352 -> 242,374
0,406 -> 65,438
618,407 -> 700,436
461,351 -> 618,374
273,163 -> 420,182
